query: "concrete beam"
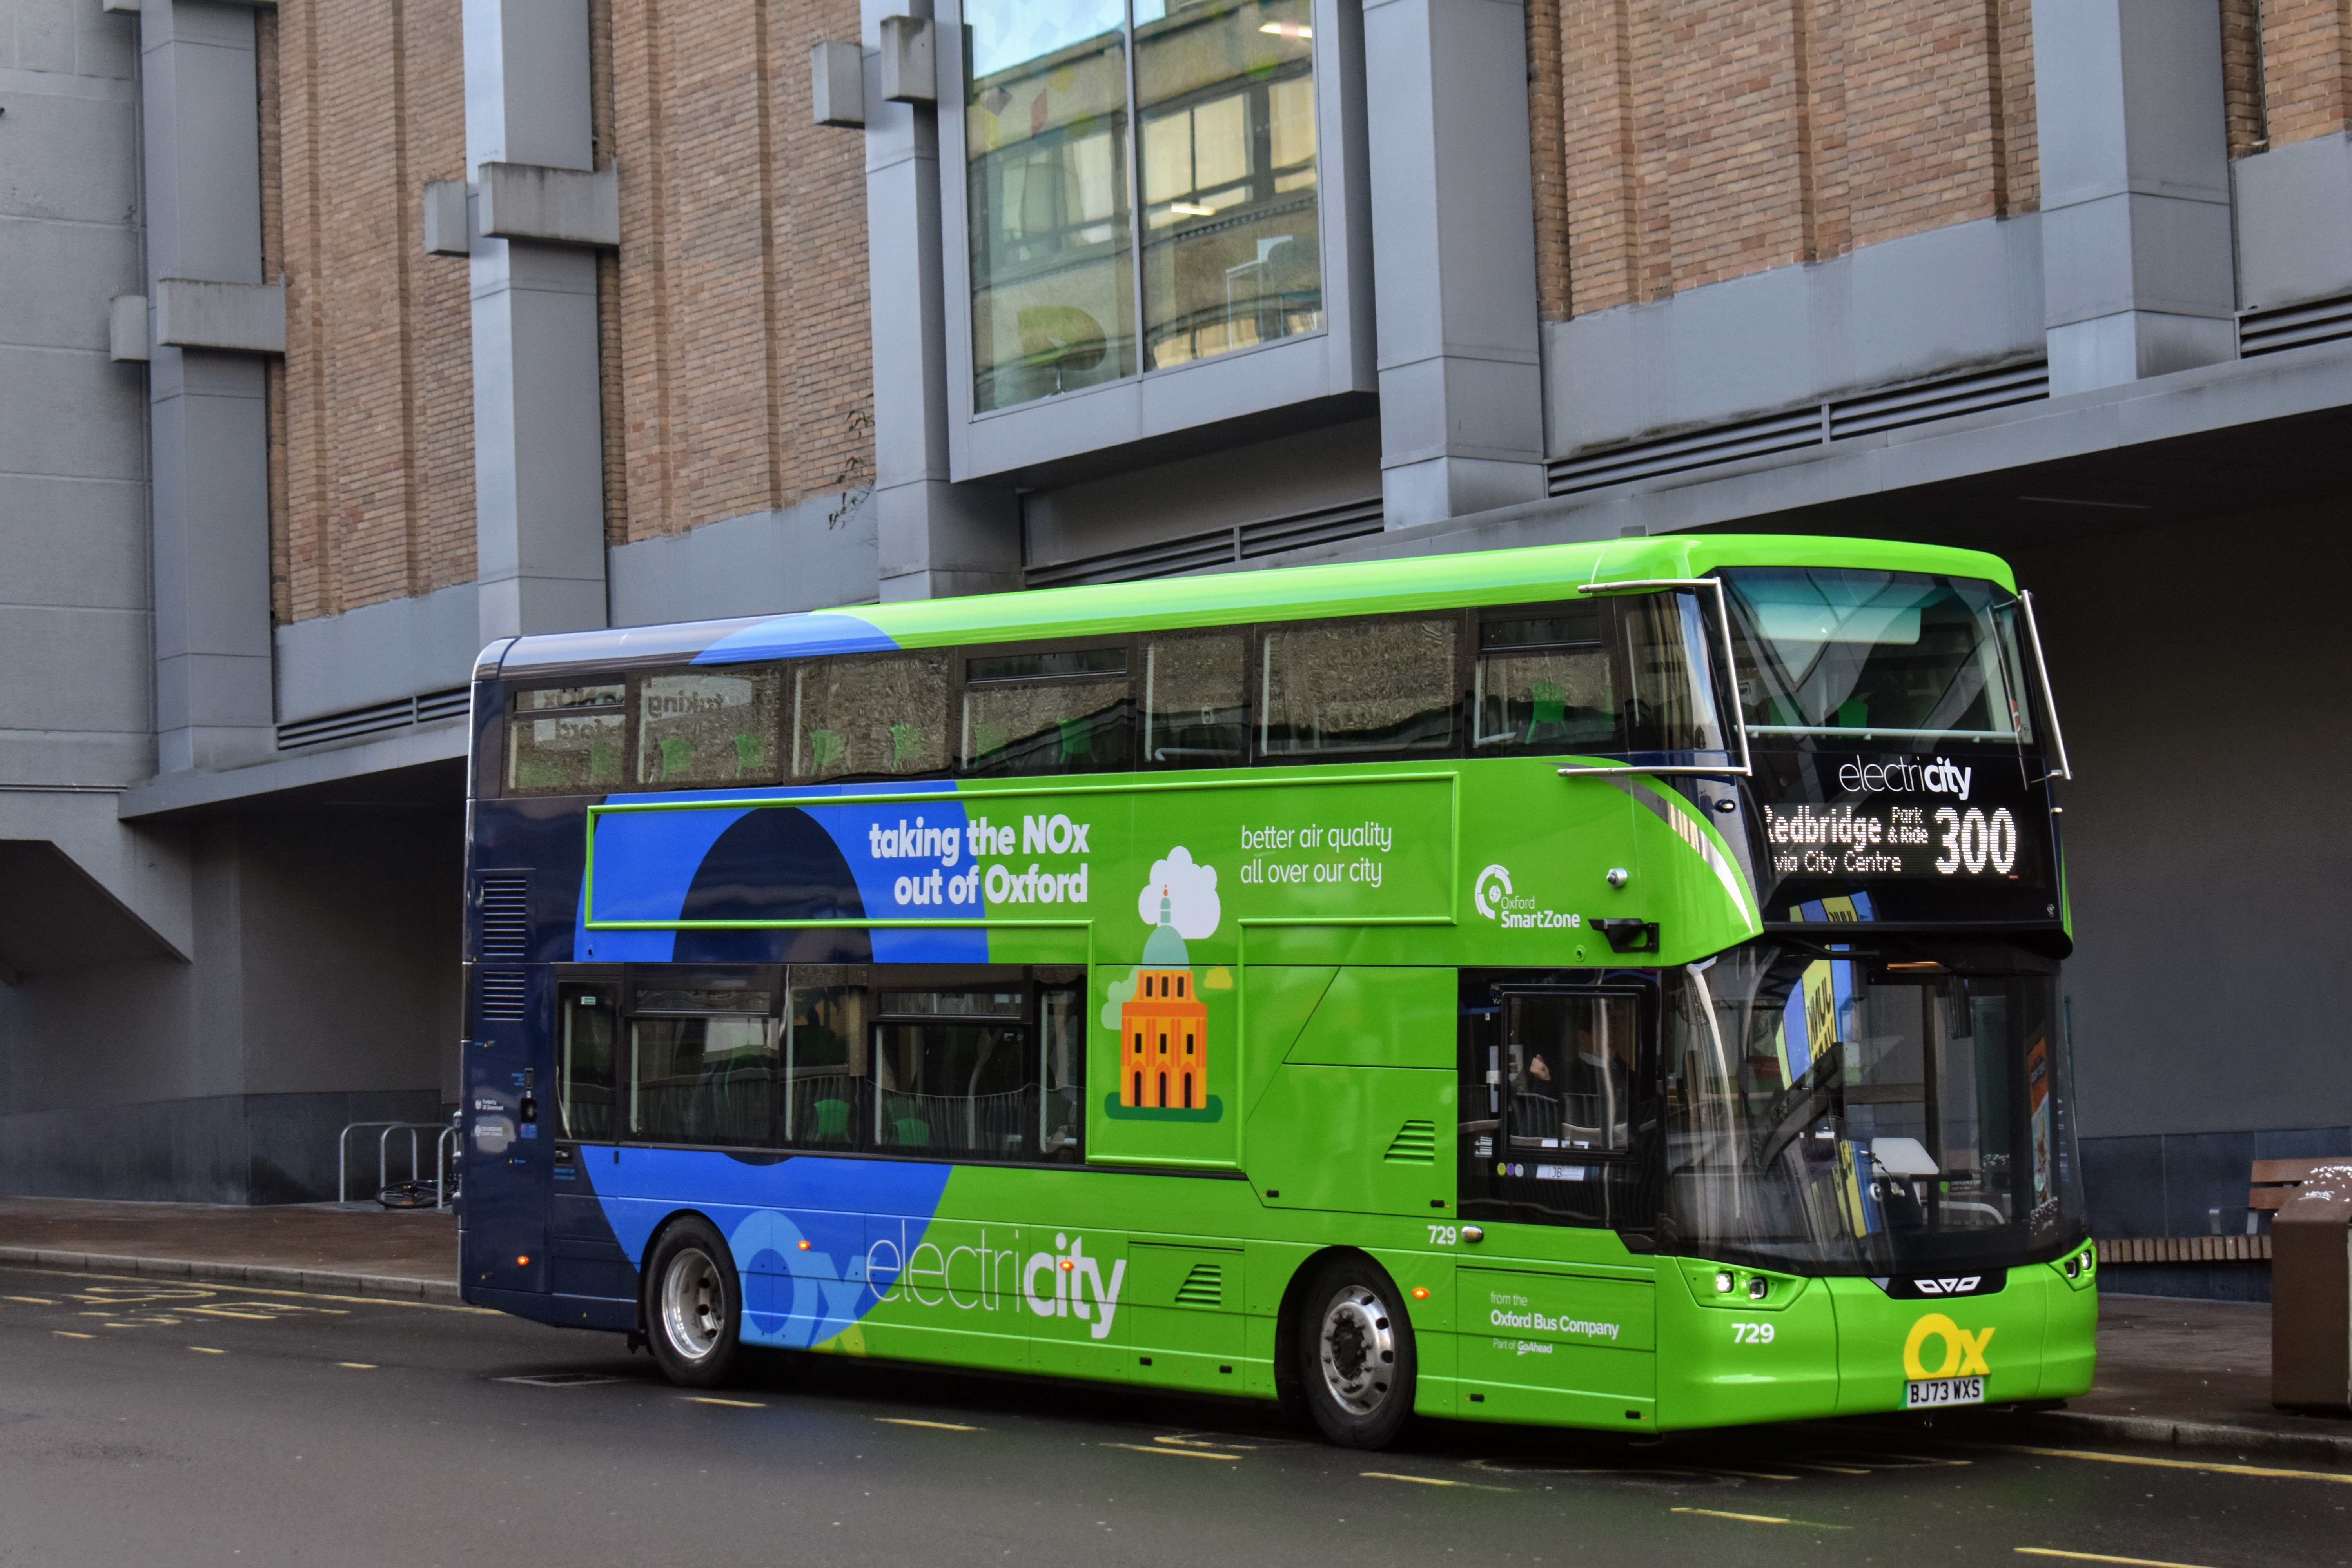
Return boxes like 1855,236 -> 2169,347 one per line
477,161 -> 619,247
152,278 -> 286,354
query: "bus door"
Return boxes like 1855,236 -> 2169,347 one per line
1455,987 -> 1660,1424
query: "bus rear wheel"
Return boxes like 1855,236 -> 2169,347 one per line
1298,1258 -> 1416,1449
645,1218 -> 741,1389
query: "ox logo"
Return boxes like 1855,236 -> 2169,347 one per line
1903,1313 -> 1996,1380
1914,1276 -> 1983,1296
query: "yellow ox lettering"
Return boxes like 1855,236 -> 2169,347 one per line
1902,1312 -> 1995,1379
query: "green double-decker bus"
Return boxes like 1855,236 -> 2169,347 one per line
459,532 -> 2095,1447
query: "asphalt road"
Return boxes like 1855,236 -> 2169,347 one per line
0,1261 -> 2344,1568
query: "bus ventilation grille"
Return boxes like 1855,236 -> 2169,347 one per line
479,971 -> 528,1022
1174,1263 -> 1223,1308
1384,1120 -> 1438,1164
479,878 -> 530,961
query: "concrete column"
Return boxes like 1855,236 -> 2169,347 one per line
2033,0 -> 2237,396
464,0 -> 609,643
862,0 -> 1019,603
1362,0 -> 1545,529
140,0 -> 274,773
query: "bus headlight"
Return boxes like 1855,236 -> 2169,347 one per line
1715,1270 -> 1735,1294
1747,1276 -> 1768,1301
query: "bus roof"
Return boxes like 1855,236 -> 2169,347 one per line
496,532 -> 2017,678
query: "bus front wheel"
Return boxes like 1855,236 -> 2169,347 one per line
1298,1258 -> 1416,1449
645,1218 -> 741,1388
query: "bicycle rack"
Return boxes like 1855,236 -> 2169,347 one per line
337,1119 -> 449,1207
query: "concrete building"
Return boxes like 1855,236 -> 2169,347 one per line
3,0 -> 2348,1287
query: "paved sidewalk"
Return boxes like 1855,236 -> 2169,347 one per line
0,1194 -> 457,1303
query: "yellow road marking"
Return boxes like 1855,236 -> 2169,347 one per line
1155,1436 -> 1258,1450
2016,1550 -> 2218,1568
683,1397 -> 765,1409
1100,1442 -> 1239,1461
186,1308 -> 273,1321
11,1265 -> 494,1315
874,1417 -> 979,1431
1702,1468 -> 1802,1482
1360,1471 -> 1513,1492
338,1362 -> 377,1370
52,1331 -> 94,1339
102,1322 -> 141,1328
1992,1443 -> 2352,1487
5,1296 -> 55,1305
1786,1460 -> 1873,1475
1672,1506 -> 1848,1530
189,1347 -> 226,1354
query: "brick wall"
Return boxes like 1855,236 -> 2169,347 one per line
2252,0 -> 2352,151
1540,0 -> 2038,319
605,0 -> 873,545
272,0 -> 474,624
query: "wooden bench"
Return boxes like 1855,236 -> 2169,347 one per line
2252,1158 -> 2342,1217
2087,1159 -> 2352,1265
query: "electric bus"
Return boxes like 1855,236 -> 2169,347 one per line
457,533 -> 2094,1448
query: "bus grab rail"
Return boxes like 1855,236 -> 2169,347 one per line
2013,588 -> 2073,781
1562,577 -> 1753,779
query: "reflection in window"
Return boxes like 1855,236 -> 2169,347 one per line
558,985 -> 619,1141
961,647 -> 1132,775
1137,0 -> 1320,368
1143,631 -> 1245,768
1260,617 -> 1456,757
784,970 -> 868,1147
635,670 -> 780,788
791,653 -> 949,781
1616,590 -> 1728,755
508,684 -> 625,795
1475,606 -> 1613,753
874,1016 -> 1031,1157
631,1014 -> 777,1147
1041,985 -> 1085,1158
1506,993 -> 1637,1154
966,0 -> 1135,410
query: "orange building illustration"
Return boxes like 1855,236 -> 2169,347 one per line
1120,887 -> 1209,1109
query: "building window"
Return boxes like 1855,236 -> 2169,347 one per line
963,0 -> 1321,414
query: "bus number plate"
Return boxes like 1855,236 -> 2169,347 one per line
1904,1376 -> 1984,1408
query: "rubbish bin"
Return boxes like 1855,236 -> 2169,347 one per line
2273,1163 -> 2352,1415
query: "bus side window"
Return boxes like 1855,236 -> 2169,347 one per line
633,667 -> 782,788
1142,632 -> 1245,769
508,684 -> 626,795
558,984 -> 620,1141
959,646 -> 1132,777
784,969 -> 869,1149
790,654 -> 950,782
1040,985 -> 1085,1158
1474,604 -> 1616,753
1260,615 -> 1458,759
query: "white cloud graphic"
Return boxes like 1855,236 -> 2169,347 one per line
1139,847 -> 1220,940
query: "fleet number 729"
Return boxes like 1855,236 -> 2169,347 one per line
1733,1322 -> 1776,1343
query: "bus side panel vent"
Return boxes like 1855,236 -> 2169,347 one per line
479,970 -> 528,1022
1384,1120 -> 1438,1164
1174,1263 -> 1223,1308
478,877 -> 530,962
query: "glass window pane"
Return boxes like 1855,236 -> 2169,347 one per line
785,969 -> 869,1148
1260,617 -> 1457,757
1143,630 -> 1245,768
1617,591 -> 1728,754
559,985 -> 620,1141
962,676 -> 1132,774
1136,0 -> 1321,370
791,653 -> 950,781
1474,647 -> 1616,751
631,1015 -> 777,1147
1041,985 -> 1085,1158
1507,994 -> 1638,1154
507,711 -> 624,795
634,669 -> 780,788
874,1020 -> 1032,1158
966,0 -> 1135,411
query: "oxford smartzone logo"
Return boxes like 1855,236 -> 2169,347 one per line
1473,863 -> 1584,931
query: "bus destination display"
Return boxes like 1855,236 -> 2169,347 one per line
1760,755 -> 2039,882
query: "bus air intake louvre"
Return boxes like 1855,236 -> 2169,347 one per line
2239,293 -> 2352,357
1174,1262 -> 1223,1308
478,878 -> 530,961
1383,1119 -> 1438,1164
1024,497 -> 1383,588
478,971 -> 528,1022
276,685 -> 472,750
1546,362 -> 2049,496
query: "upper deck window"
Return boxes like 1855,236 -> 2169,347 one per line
1473,603 -> 1612,753
1142,630 -> 1246,768
960,644 -> 1134,775
1259,615 -> 1457,759
635,669 -> 781,788
1722,570 -> 2034,747
790,653 -> 951,782
507,683 -> 625,795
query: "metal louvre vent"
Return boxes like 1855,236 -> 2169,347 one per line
478,877 -> 530,961
1383,1119 -> 1438,1164
1174,1262 -> 1223,1308
277,686 -> 470,750
1025,497 -> 1383,589
478,971 -> 528,1022
1548,362 -> 2049,497
2239,294 -> 2352,357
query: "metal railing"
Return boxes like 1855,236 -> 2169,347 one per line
338,1120 -> 453,1208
